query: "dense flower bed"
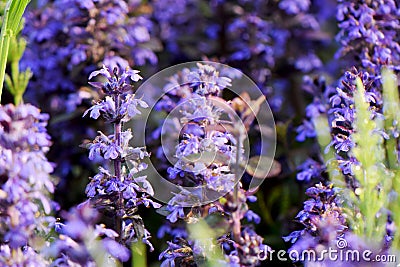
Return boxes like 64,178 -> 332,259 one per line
0,0 -> 399,266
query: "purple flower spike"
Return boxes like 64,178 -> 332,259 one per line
83,64 -> 158,254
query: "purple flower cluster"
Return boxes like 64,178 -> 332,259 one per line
328,0 -> 399,175
294,0 -> 399,183
328,68 -> 382,169
336,0 -> 400,73
22,0 -> 158,109
223,0 -> 330,111
10,0 -> 400,265
285,182 -> 388,266
159,237 -> 204,267
83,65 -> 159,250
154,64 -> 270,266
287,0 -> 400,264
151,0 -> 217,58
153,63 -> 237,176
152,65 -> 240,243
160,191 -> 270,266
295,76 -> 332,143
284,183 -> 346,245
218,191 -> 270,266
0,103 -> 55,265
20,0 -> 161,205
151,0 -> 334,112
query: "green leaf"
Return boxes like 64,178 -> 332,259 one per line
4,72 -> 13,93
0,0 -> 30,102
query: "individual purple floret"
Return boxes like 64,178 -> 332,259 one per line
296,158 -> 324,183
83,65 -> 159,251
0,103 -> 55,265
296,119 -> 317,142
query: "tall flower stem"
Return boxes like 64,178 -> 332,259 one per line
232,127 -> 243,243
113,94 -> 123,241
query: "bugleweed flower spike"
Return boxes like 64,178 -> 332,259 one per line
156,64 -> 271,266
83,65 -> 160,253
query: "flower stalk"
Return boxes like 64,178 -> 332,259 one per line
232,126 -> 243,243
83,64 -> 159,253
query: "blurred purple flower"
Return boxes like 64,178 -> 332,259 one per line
50,202 -> 130,264
0,103 -> 55,265
336,0 -> 400,73
284,183 -> 347,255
296,120 -> 316,142
279,0 -> 310,15
22,0 -> 157,105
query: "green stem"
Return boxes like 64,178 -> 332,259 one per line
0,0 -> 11,101
131,241 -> 147,267
10,59 -> 22,105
